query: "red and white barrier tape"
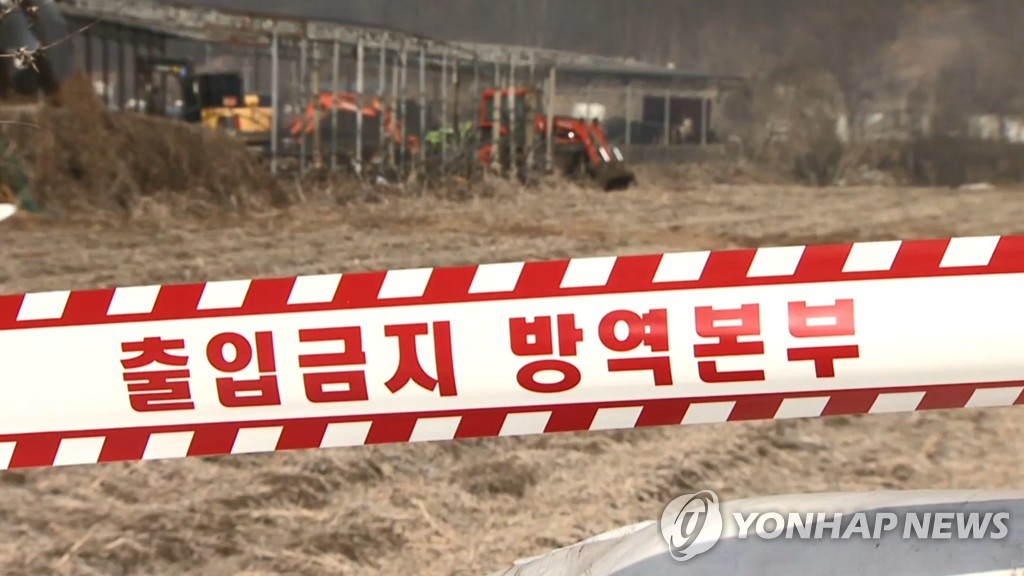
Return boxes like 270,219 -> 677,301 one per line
0,234 -> 1021,469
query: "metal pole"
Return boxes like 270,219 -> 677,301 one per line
546,66 -> 555,172
330,39 -> 340,171
117,30 -> 125,109
399,41 -> 408,178
441,50 -> 449,164
470,58 -> 480,178
507,53 -> 516,178
253,47 -> 261,93
701,96 -> 708,145
418,46 -> 427,168
84,32 -> 92,76
494,59 -> 500,86
101,35 -> 109,107
526,54 -> 535,174
389,53 -> 398,171
663,87 -> 671,146
355,36 -> 365,173
299,38 -> 308,174
625,81 -> 632,145
270,29 -> 279,175
452,53 -> 461,150
378,35 -> 388,171
491,89 -> 501,174
312,44 -> 323,169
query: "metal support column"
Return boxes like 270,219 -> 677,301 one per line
700,97 -> 708,145
625,81 -> 633,145
299,38 -> 308,174
663,87 -> 671,146
451,52 -> 461,150
355,35 -> 365,172
418,46 -> 427,168
330,39 -> 340,171
101,34 -> 109,107
507,53 -> 516,178
378,35 -> 388,171
441,50 -> 449,164
545,66 -> 555,172
117,28 -> 126,109
84,31 -> 92,76
270,29 -> 280,175
389,53 -> 398,171
312,44 -> 322,169
490,90 -> 500,174
584,80 -> 593,121
399,41 -> 408,177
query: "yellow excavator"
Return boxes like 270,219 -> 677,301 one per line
135,55 -> 273,154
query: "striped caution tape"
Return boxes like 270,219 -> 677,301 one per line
0,234 -> 1021,469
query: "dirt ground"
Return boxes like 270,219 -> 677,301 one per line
1,170 -> 1024,575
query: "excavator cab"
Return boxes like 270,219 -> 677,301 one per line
136,55 -> 270,153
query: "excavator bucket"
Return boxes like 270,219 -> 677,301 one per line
595,162 -> 636,191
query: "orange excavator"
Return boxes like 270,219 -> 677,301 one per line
288,92 -> 420,160
477,87 -> 635,191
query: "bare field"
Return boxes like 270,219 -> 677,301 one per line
1,175 -> 1024,575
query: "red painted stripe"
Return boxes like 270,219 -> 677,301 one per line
0,381 -> 1017,470
275,420 -> 328,451
701,248 -> 756,284
152,283 -> 206,320
454,409 -> 505,439
0,293 -> 22,324
891,239 -> 949,275
336,271 -> 387,307
98,429 -> 150,463
63,288 -> 114,325
606,254 -> 661,291
365,415 -> 417,444
822,390 -> 879,416
4,237 -> 1024,330
243,278 -> 295,314
544,405 -> 597,433
423,266 -> 477,302
517,260 -> 570,297
8,434 -> 60,469
918,387 -> 976,411
729,395 -> 784,421
795,244 -> 851,277
187,424 -> 238,457
636,400 -> 689,427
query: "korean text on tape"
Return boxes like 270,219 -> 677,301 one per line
0,234 -> 1021,469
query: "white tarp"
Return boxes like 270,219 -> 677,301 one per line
487,490 -> 1024,576
0,203 -> 16,223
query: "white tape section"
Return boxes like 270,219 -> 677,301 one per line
0,273 -> 1021,436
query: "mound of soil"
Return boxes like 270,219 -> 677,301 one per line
0,73 -> 287,217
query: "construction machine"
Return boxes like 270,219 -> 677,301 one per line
135,56 -> 273,154
477,87 -> 636,191
287,91 -> 420,164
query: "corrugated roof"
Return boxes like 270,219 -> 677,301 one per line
55,0 -> 743,83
